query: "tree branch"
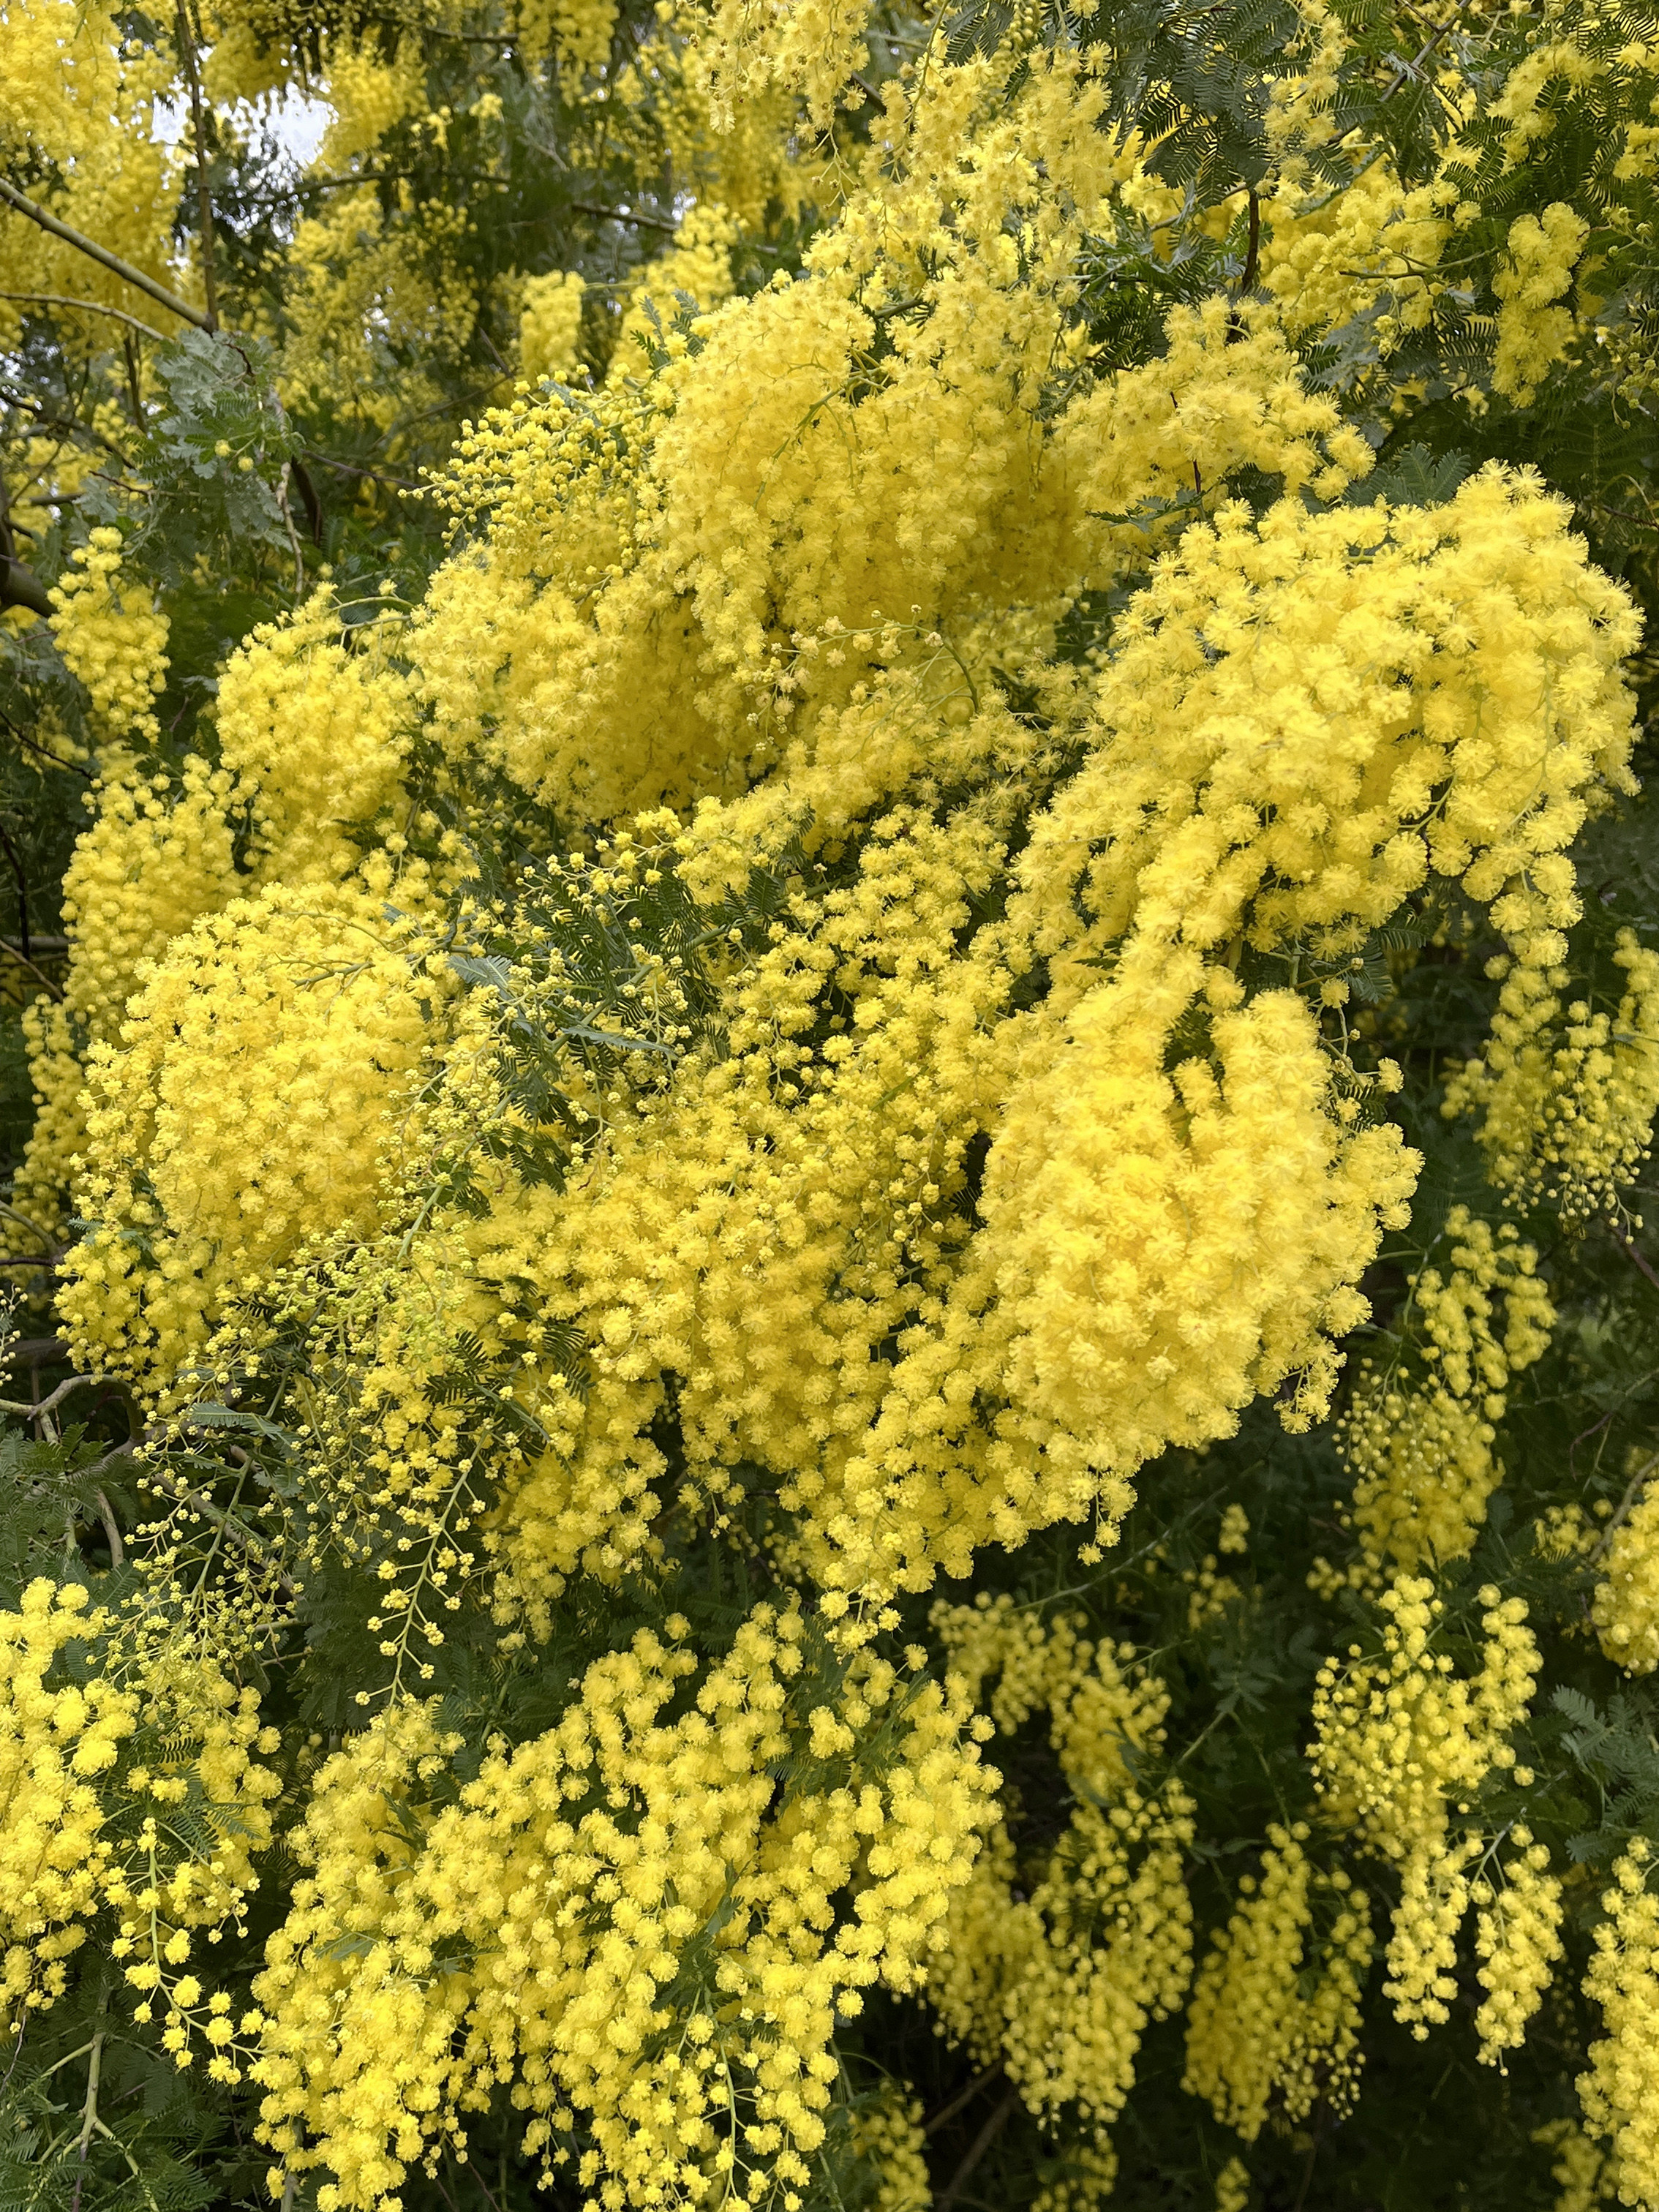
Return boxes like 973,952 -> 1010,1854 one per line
0,936 -> 61,1000
175,0 -> 219,330
0,290 -> 167,344
0,557 -> 52,618
0,177 -> 210,331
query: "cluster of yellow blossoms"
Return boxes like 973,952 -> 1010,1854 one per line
1183,1824 -> 1372,2135
1447,930 -> 1659,1224
928,1602 -> 1193,2151
6,1 -> 1659,2208
254,1609 -> 994,2210
1336,1208 -> 1555,1579
1310,1576 -> 1557,2059
1581,1845 -> 1659,2210
1591,1450 -> 1659,1677
48,529 -> 170,743
0,1579 -> 280,2059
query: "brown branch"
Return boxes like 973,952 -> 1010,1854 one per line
1,1336 -> 69,1366
290,456 -> 324,544
1240,189 -> 1260,293
0,715 -> 94,778
0,1370 -> 103,1421
0,176 -> 210,331
570,198 -> 678,234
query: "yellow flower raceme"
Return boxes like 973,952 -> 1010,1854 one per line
253,1607 -> 994,2212
1581,1843 -> 1659,2206
1311,1576 -> 1541,2039
928,1602 -> 1194,2136
1184,1824 -> 1373,2138
1445,930 -> 1659,1224
1342,1208 -> 1555,1576
1592,1456 -> 1659,1674
49,529 -> 170,742
0,1580 -> 279,2047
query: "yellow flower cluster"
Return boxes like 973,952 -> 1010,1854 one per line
1339,1208 -> 1555,1576
847,2085 -> 930,2212
49,528 -> 171,742
518,267 -> 587,385
60,884 -> 448,1389
1592,1454 -> 1659,1674
608,202 -> 738,385
1535,2118 -> 1621,2212
17,10 -> 1659,2208
1492,203 -> 1591,403
0,3 -> 176,341
1581,1843 -> 1659,2208
1310,1577 -> 1539,2037
1471,1826 -> 1564,2069
1445,930 -> 1659,1224
1213,2155 -> 1252,2212
928,1600 -> 1193,2138
253,1606 -> 993,2211
1184,1824 -> 1372,2138
1031,2139 -> 1119,2212
18,753 -> 255,1241
0,1579 -> 279,2057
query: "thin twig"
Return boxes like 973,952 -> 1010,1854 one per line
0,712 -> 94,779
140,1461 -> 297,1595
0,177 -> 209,331
1614,1227 -> 1659,1297
924,2066 -> 1004,2140
936,2089 -> 1019,2212
276,462 -> 306,596
0,291 -> 168,344
570,198 -> 678,234
122,329 -> 146,426
0,936 -> 64,1001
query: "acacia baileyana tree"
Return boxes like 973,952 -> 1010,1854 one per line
4,2 -> 1659,2208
